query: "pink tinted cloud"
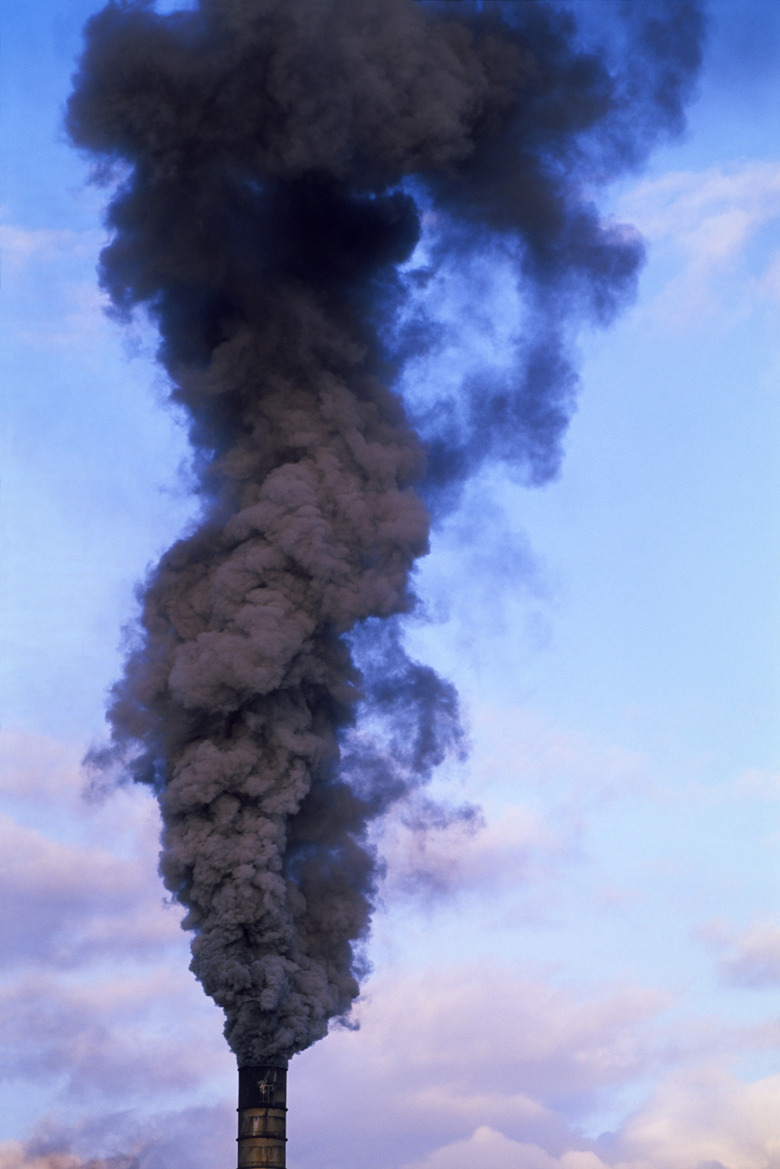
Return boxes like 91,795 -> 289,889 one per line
0,731 -> 189,971
290,962 -> 672,1169
0,732 -> 165,881
0,1147 -> 137,1169
400,1128 -> 610,1169
0,971 -> 229,1103
695,917 -> 780,988
0,732 -> 236,1139
0,813 -> 181,969
367,1066 -> 780,1169
614,1065 -> 780,1169
0,1105 -> 234,1169
398,1063 -> 780,1169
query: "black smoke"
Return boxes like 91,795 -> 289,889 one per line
68,0 -> 704,1064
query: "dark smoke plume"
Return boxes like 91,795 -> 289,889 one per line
68,0 -> 704,1065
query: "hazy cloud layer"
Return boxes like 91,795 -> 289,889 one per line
0,1148 -> 138,1169
697,917 -> 780,989
0,734 -> 182,969
0,972 -> 229,1103
294,985 -> 780,1169
288,962 -> 673,1169
400,1128 -> 609,1169
9,1063 -> 780,1169
399,1068 -> 780,1169
0,734 -> 231,1120
614,1065 -> 780,1169
3,730 -> 779,1169
0,809 -> 186,970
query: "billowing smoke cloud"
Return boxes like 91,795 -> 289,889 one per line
67,0 -> 703,1066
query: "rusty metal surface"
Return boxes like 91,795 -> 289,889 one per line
238,1112 -> 286,1138
237,1065 -> 287,1169
237,1145 -> 285,1168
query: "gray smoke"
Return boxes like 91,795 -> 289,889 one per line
68,0 -> 704,1065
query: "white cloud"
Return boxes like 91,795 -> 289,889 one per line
0,732 -> 88,806
289,961 -> 674,1169
392,1067 -> 780,1169
618,160 -> 780,325
353,964 -> 668,1103
0,730 -> 162,856
723,923 -> 780,988
285,953 -> 780,1169
0,218 -> 115,348
623,163 -> 780,243
0,225 -> 93,277
0,732 -> 182,969
697,918 -> 780,988
0,811 -> 180,968
400,1126 -> 610,1169
615,1065 -> 780,1169
373,1066 -> 780,1169
0,731 -> 232,1117
0,970 -> 229,1103
4,730 -> 780,1169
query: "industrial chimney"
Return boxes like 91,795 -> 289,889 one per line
237,1064 -> 287,1169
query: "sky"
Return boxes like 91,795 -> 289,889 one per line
2,1 -> 780,1167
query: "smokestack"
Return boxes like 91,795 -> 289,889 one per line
237,1064 -> 287,1169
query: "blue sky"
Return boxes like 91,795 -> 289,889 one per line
2,2 -> 780,1168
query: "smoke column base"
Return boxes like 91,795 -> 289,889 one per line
237,1065 -> 288,1169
